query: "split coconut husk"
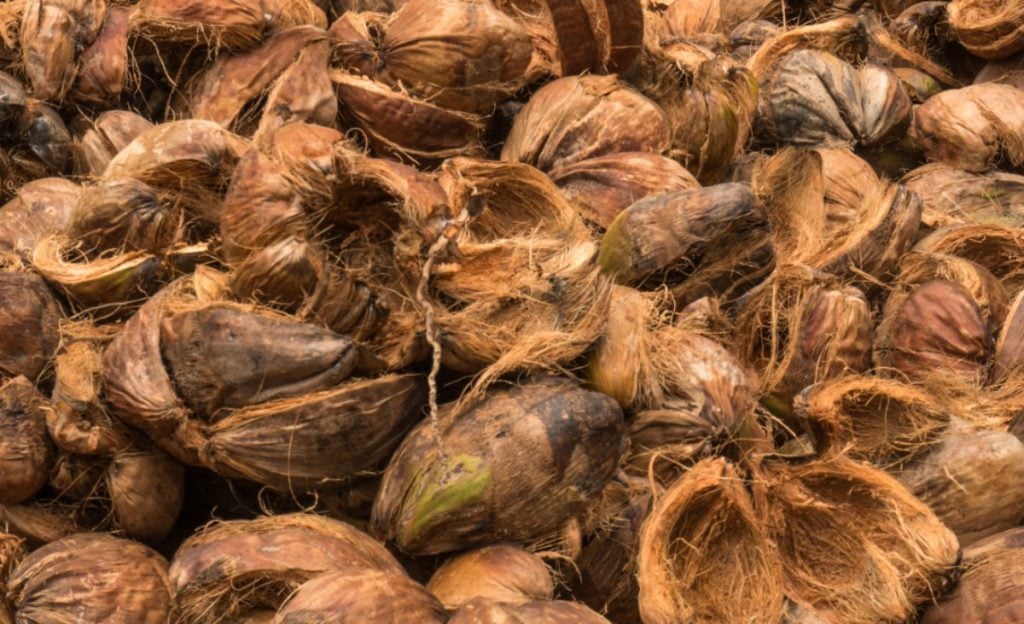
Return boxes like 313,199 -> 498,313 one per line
20,0 -> 106,102
0,177 -> 79,260
501,74 -> 670,173
427,545 -> 554,611
896,419 -> 1024,547
733,264 -> 873,414
72,110 -> 154,176
893,251 -> 1010,333
874,280 -> 994,385
372,377 -> 626,555
947,0 -> 1024,60
5,533 -> 174,623
170,513 -> 404,623
0,262 -> 62,381
274,568 -> 448,623
914,223 -> 1024,297
922,526 -> 1024,623
0,376 -> 52,505
599,182 -> 774,306
903,163 -> 1024,231
448,597 -> 613,623
914,83 -> 1024,173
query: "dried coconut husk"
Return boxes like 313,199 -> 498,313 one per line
326,10 -> 385,75
922,526 -> 1024,623
128,0 -> 277,51
18,100 -> 71,172
0,377 -> 52,505
898,419 -> 1024,546
70,178 -> 181,254
72,110 -> 153,176
894,251 -> 1009,333
0,502 -> 82,546
662,0 -> 780,39
0,177 -> 79,259
501,74 -> 670,172
0,265 -> 62,382
914,223 -> 1024,297
795,375 -> 951,466
332,70 -> 485,164
733,265 -> 873,412
599,182 -> 774,306
903,163 -> 1024,231
31,236 -> 164,308
254,37 -> 335,140
728,19 -> 780,60
431,158 -> 608,379
975,53 -> 1024,90
427,545 -> 553,611
637,457 -> 784,624
48,451 -> 105,500
448,597 -> 613,623
548,152 -> 699,229
996,289 -> 1024,380
915,83 -> 1024,173
372,377 -> 625,555
170,513 -> 404,623
874,280 -> 993,385
20,0 -> 106,101
947,0 -> 1024,60
376,0 -> 533,113
274,568 -> 448,623
6,533 -> 173,623
70,5 -> 129,104
0,533 -> 24,585
199,374 -> 427,492
755,455 -> 960,624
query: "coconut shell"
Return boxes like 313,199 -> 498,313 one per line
914,223 -> 1024,297
757,49 -> 912,149
0,177 -> 79,260
448,597 -> 612,623
922,526 -> 1024,623
501,74 -> 670,172
427,545 -> 554,610
72,110 -> 153,176
947,0 -> 1024,60
107,450 -> 185,543
372,377 -> 625,555
895,251 -> 1010,333
20,0 -> 106,101
6,533 -> 173,623
170,513 -> 404,622
0,269 -> 61,382
201,374 -> 426,491
71,5 -> 129,104
897,423 -> 1024,547
904,163 -> 1024,231
548,152 -> 699,229
0,377 -> 52,505
914,83 -> 1024,173
874,280 -> 994,385
274,568 -> 448,623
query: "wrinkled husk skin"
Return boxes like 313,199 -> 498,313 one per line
0,377 -> 53,506
903,163 -> 1024,230
0,269 -> 62,381
372,377 -> 626,555
427,545 -> 554,610
448,597 -> 612,623
273,568 -> 448,623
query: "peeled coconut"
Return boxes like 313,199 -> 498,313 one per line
427,545 -> 554,611
274,568 -> 448,623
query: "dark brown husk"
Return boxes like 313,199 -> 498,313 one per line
0,265 -> 62,382
0,376 -> 52,506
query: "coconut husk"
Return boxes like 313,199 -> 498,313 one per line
48,452 -> 105,500
947,0 -> 1024,60
922,526 -> 1024,623
875,280 -> 993,385
0,377 -> 52,505
6,533 -> 173,623
903,163 -> 1024,231
254,38 -> 335,140
70,179 -> 181,255
728,19 -> 780,60
377,0 -> 533,113
170,513 -> 404,623
501,74 -> 670,172
996,289 -> 1024,381
0,177 -> 79,260
600,182 -> 773,306
106,450 -> 184,542
332,70 -> 485,164
71,5 -> 129,104
914,223 -> 1024,297
200,374 -> 426,491
894,251 -> 1010,333
637,457 -> 784,624
72,110 -> 154,176
795,375 -> 951,466
274,568 -> 448,623
448,597 -> 613,623
428,545 -> 553,611
0,502 -> 82,546
746,15 -> 866,81
31,236 -> 163,308
662,0 -> 779,39
734,265 -> 873,413
975,53 -> 1024,90
0,533 -> 24,587
20,0 -> 106,101
20,100 -> 71,173
0,267 -> 62,382
548,152 -> 699,229
128,0 -> 275,51
372,377 -> 625,555
915,83 -> 1024,173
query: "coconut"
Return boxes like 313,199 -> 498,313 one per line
599,183 -> 773,306
448,597 -> 613,623
254,37 -> 335,140
427,545 -> 554,611
0,377 -> 52,505
734,265 -> 873,413
128,0 -> 278,51
996,289 -> 1024,380
729,19 -> 780,60
548,152 -> 699,229
170,513 -> 404,623
72,110 -> 154,176
5,533 -> 173,622
922,526 -> 1024,623
897,421 -> 1024,547
20,0 -> 106,101
0,177 -> 79,260
915,83 -> 1024,173
903,163 -> 1024,231
274,568 -> 448,623
0,266 -> 62,382
106,450 -> 185,542
662,0 -> 779,38
874,280 -> 994,385
70,5 -> 130,105
372,377 -> 625,555
20,100 -> 72,173
894,251 -> 1010,333
501,74 -> 670,172
0,502 -> 82,546
914,223 -> 1024,297
947,0 -> 1024,60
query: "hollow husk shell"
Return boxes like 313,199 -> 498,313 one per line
372,377 -> 626,555
0,377 -> 52,505
273,568 -> 448,623
427,545 -> 554,611
947,0 -> 1024,60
